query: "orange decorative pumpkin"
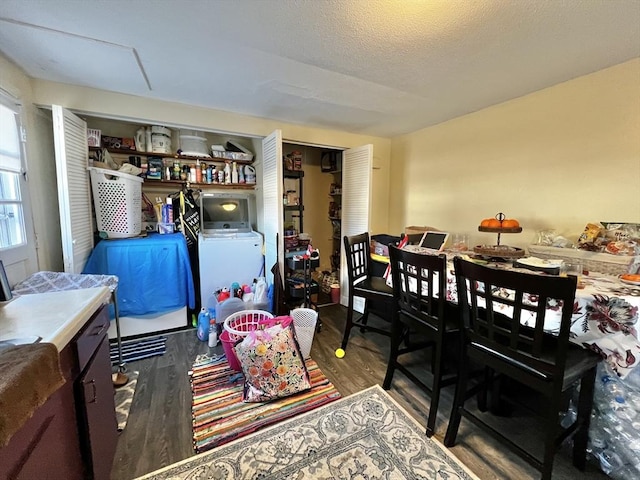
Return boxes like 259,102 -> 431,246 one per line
502,219 -> 520,228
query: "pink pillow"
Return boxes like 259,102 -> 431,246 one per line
234,322 -> 310,403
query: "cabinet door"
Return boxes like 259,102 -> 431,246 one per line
262,129 -> 283,286
52,105 -> 94,273
341,144 -> 372,308
78,336 -> 118,480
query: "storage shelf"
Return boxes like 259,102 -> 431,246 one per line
143,179 -> 255,189
283,170 -> 304,178
90,147 -> 254,164
284,205 -> 304,211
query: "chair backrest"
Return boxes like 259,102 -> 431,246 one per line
389,245 -> 447,327
343,233 -> 372,284
453,257 -> 577,381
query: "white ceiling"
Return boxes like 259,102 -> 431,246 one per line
1,0 -> 639,138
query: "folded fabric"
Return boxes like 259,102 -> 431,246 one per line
0,343 -> 65,447
234,322 -> 310,403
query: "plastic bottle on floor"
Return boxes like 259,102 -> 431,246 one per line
208,319 -> 218,347
197,308 -> 210,342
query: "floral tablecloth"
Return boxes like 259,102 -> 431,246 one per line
440,260 -> 640,379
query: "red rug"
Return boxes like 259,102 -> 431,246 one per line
190,356 -> 341,453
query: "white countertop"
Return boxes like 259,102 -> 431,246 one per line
0,287 -> 111,351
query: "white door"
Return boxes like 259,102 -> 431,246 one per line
261,130 -> 283,286
52,105 -> 94,273
340,144 -> 373,308
0,93 -> 38,283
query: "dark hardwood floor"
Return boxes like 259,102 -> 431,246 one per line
110,304 -> 607,480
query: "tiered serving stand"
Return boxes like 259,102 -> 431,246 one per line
474,213 -> 525,261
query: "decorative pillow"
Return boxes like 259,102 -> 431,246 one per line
233,322 -> 311,403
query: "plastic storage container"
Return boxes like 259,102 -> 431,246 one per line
179,130 -> 210,157
89,167 -> 143,238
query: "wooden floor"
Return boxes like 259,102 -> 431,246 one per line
110,304 -> 607,480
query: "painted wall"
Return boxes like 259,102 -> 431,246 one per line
390,59 -> 640,250
30,80 -> 392,236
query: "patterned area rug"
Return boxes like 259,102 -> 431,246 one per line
136,384 -> 479,479
110,336 -> 167,365
114,371 -> 139,431
190,355 -> 341,453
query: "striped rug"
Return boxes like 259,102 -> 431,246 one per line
190,355 -> 341,453
110,336 -> 167,365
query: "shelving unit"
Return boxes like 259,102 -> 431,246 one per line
91,147 -> 256,190
327,168 -> 342,272
286,255 -> 320,310
283,169 -> 304,240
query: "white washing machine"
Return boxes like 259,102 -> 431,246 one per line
198,193 -> 264,308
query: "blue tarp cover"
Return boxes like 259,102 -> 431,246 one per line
83,232 -> 196,317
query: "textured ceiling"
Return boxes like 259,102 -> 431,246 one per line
0,0 -> 639,137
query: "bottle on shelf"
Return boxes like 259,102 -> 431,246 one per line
195,159 -> 202,183
202,162 -> 208,183
224,161 -> 231,184
231,162 -> 239,184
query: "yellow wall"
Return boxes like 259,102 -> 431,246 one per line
30,80 -> 392,235
390,59 -> 640,250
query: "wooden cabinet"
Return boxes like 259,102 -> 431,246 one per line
77,334 -> 118,480
0,303 -> 117,480
74,305 -> 117,480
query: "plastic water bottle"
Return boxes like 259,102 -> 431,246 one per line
207,293 -> 218,320
197,308 -> 210,342
208,319 -> 218,347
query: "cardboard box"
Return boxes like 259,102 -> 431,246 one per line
405,225 -> 441,236
101,136 -> 136,150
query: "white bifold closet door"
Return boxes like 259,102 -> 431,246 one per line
52,105 -> 94,273
340,144 -> 373,310
261,129 -> 283,286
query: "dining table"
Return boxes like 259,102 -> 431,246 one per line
381,246 -> 640,380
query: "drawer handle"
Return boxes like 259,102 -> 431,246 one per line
91,322 -> 108,337
87,379 -> 97,403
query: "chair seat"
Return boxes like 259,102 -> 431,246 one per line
354,276 -> 394,297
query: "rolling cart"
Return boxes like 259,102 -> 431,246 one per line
286,253 -> 322,330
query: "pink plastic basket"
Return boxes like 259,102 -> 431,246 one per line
222,310 -> 274,371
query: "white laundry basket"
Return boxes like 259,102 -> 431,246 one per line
89,167 -> 143,238
290,308 -> 318,359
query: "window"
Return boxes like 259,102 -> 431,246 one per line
0,96 -> 27,251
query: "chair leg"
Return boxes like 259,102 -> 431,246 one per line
541,390 -> 564,480
382,316 -> 401,390
359,302 -> 370,332
444,348 -> 469,447
573,368 -> 597,471
341,294 -> 355,350
426,334 -> 445,437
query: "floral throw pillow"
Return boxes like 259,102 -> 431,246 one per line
234,323 -> 311,403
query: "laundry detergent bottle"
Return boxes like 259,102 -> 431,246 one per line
197,308 -> 210,342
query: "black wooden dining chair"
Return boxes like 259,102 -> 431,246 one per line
382,245 -> 459,437
341,233 -> 394,350
445,257 -> 602,480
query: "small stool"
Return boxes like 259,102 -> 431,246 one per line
12,271 -> 128,385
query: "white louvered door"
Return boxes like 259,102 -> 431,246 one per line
341,144 -> 373,308
52,105 -> 94,273
261,130 -> 283,286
